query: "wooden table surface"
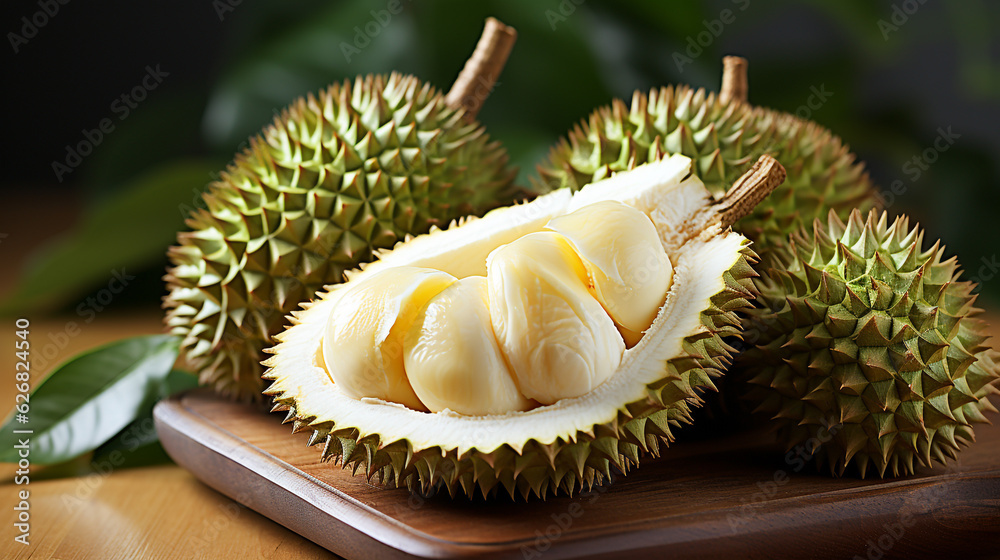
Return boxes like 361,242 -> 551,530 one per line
0,196 -> 998,559
0,312 -> 338,560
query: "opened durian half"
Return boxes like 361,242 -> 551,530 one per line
264,153 -> 786,499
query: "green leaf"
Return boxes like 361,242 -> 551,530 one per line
0,160 -> 218,315
92,369 -> 199,469
0,335 -> 180,465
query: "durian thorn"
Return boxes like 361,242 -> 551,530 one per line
719,56 -> 748,104
445,17 -> 517,120
701,154 -> 786,231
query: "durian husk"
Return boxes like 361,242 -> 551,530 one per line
740,209 -> 1000,477
264,155 -> 786,499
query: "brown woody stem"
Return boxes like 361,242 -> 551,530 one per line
709,155 -> 786,229
719,56 -> 749,104
445,17 -> 517,119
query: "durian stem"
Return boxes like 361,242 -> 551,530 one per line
719,56 -> 749,104
709,155 -> 785,229
445,17 -> 517,119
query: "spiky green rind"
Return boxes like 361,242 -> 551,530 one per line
740,209 -> 1000,477
164,73 -> 518,400
535,86 -> 875,250
264,244 -> 759,500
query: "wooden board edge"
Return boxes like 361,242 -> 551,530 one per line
154,390 -> 1000,560
153,392 -> 504,559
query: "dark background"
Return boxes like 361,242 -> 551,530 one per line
3,0 -> 999,314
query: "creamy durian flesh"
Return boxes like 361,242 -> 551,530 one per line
265,154 -> 785,498
322,201 -> 669,413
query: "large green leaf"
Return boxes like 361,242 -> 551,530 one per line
0,335 -> 180,465
0,160 -> 217,315
91,368 -> 199,469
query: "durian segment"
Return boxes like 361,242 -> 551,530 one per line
322,266 -> 456,411
546,201 -> 673,346
486,232 -> 625,405
404,276 -> 534,415
565,153 -> 706,253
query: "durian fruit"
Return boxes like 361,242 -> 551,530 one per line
264,153 -> 787,499
164,19 -> 520,400
740,209 -> 1000,477
535,57 -> 876,250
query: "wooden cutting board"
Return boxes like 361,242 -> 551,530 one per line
154,389 -> 1000,560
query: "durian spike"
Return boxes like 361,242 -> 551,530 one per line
698,154 -> 786,232
446,17 -> 517,118
719,56 -> 748,104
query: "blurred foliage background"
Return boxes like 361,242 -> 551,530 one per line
3,0 -> 999,314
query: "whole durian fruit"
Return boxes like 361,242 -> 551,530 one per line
535,57 -> 876,251
265,154 -> 787,499
741,209 -> 1000,477
164,20 -> 520,400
